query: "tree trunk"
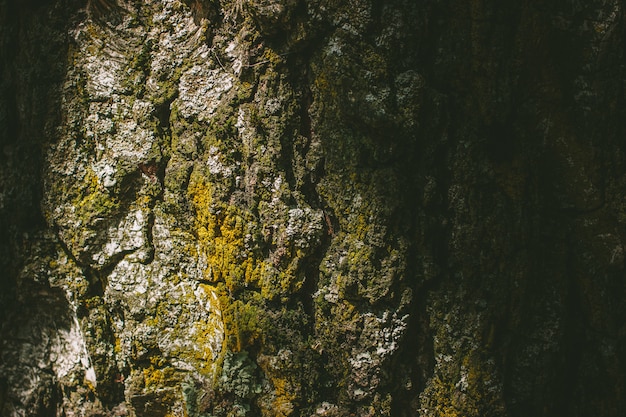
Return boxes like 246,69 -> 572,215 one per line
1,0 -> 625,416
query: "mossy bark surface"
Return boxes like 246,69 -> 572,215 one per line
1,0 -> 625,416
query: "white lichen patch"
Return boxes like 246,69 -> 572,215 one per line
50,312 -> 97,387
91,209 -> 151,267
206,146 -> 233,177
147,0 -> 210,95
268,175 -> 284,204
92,160 -> 117,188
107,259 -> 146,293
71,19 -> 136,100
225,40 -> 244,75
236,106 -> 257,149
178,65 -> 234,121
286,207 -> 325,249
100,211 -> 225,384
84,54 -> 124,99
108,120 -> 156,162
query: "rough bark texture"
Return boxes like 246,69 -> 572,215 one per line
1,0 -> 625,416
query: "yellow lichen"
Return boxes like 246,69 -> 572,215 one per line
187,173 -> 252,288
269,376 -> 297,417
189,157 -> 305,292
142,366 -> 165,388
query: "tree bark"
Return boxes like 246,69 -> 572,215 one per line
1,0 -> 625,416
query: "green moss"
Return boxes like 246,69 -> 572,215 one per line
69,167 -> 120,225
77,189 -> 120,221
120,38 -> 153,96
221,295 -> 266,352
256,308 -> 320,416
